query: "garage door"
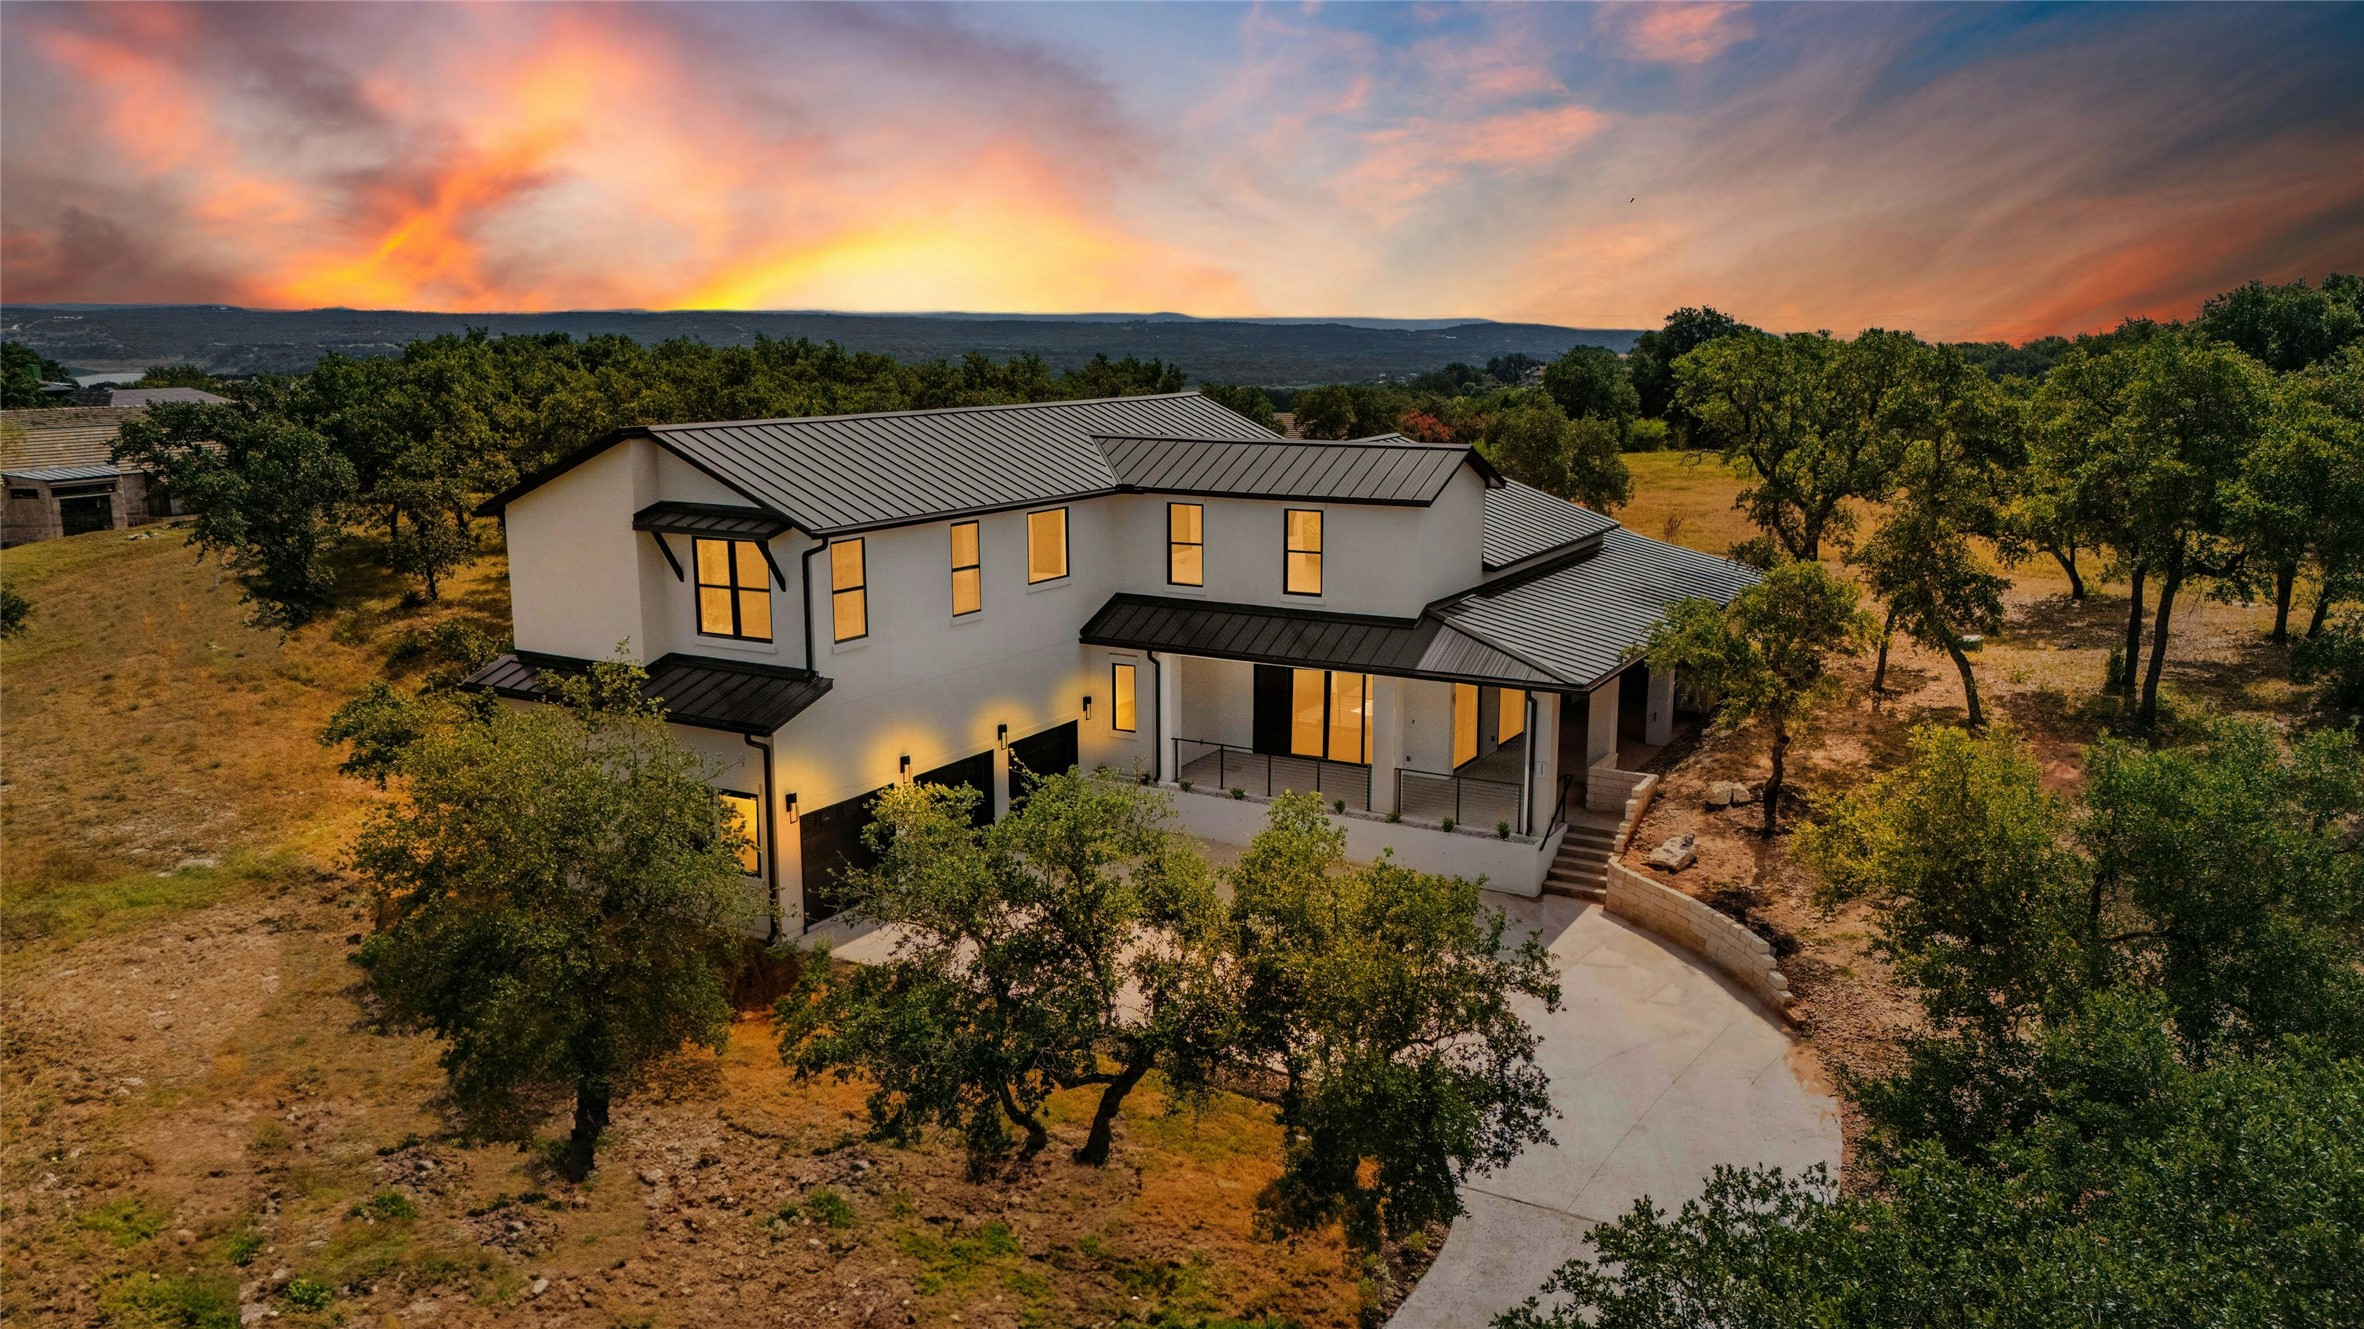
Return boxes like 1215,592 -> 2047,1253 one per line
1007,721 -> 1078,813
914,750 -> 996,827
798,786 -> 886,926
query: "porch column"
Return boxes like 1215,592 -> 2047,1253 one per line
1155,652 -> 1184,783
1645,666 -> 1677,746
1524,692 -> 1561,834
1368,675 -> 1405,815
1586,675 -> 1620,770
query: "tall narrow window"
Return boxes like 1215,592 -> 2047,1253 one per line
949,521 -> 982,616
830,538 -> 867,642
1288,668 -> 1373,761
1284,509 -> 1323,595
1453,683 -> 1480,768
718,790 -> 761,876
1328,671 -> 1370,764
1027,507 -> 1068,584
1111,662 -> 1138,732
1498,688 -> 1526,743
695,537 -> 773,641
1291,668 -> 1326,757
1168,502 -> 1203,586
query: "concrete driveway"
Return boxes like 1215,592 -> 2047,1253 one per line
1388,895 -> 1841,1329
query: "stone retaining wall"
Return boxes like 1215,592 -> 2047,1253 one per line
1586,763 -> 1653,813
1604,859 -> 1790,1015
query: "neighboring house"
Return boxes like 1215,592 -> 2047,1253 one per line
0,396 -> 217,545
472,392 -> 1752,936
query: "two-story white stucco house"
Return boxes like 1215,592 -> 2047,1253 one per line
471,392 -> 1753,936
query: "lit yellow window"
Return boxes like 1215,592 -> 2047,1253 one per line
694,537 -> 772,641
1111,662 -> 1137,732
1329,671 -> 1371,765
1168,503 -> 1203,586
1289,668 -> 1372,761
1453,683 -> 1479,768
950,521 -> 982,616
718,790 -> 760,876
1291,668 -> 1326,758
1284,509 -> 1322,595
1027,508 -> 1068,583
830,538 -> 867,642
1498,689 -> 1526,743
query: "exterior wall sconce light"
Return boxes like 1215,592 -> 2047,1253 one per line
899,754 -> 912,782
997,723 -> 1008,747
1082,695 -> 1094,720
784,792 -> 799,823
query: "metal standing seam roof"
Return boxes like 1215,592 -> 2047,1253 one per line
1094,433 -> 1488,504
1079,594 -> 1560,688
463,651 -> 834,735
4,463 -> 124,484
1434,528 -> 1760,689
631,501 -> 796,541
1482,480 -> 1619,569
640,393 -> 1275,535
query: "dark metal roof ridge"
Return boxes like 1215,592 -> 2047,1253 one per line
1087,430 -> 1454,450
1426,532 -> 1610,614
476,426 -> 806,526
1088,591 -> 1426,632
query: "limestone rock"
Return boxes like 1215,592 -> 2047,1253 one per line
1703,783 -> 1733,809
1644,834 -> 1698,872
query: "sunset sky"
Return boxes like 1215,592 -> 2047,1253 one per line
3,2 -> 2359,340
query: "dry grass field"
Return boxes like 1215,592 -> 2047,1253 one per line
0,526 -> 1381,1329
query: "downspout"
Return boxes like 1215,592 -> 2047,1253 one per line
1145,650 -> 1165,783
799,538 -> 826,674
744,732 -> 781,942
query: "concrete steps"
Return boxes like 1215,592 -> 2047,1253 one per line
1542,818 -> 1620,901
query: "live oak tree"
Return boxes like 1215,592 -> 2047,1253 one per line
1673,329 -> 1918,561
1228,794 -> 1560,1256
1480,394 -> 1632,513
1624,306 -> 1754,442
2026,329 -> 2161,697
1642,561 -> 1876,835
2232,354 -> 2364,641
114,399 -> 357,628
1505,722 -> 2364,1329
776,773 -> 1237,1169
1850,343 -> 2017,728
349,664 -> 753,1182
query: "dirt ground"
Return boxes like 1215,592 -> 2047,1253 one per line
0,526 -> 1392,1329
1611,460 -> 2326,1166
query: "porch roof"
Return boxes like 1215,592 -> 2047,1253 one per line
1079,594 -> 1561,689
463,650 -> 833,735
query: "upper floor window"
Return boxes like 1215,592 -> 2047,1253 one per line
1111,661 -> 1139,732
1028,508 -> 1068,584
1168,503 -> 1203,586
1284,509 -> 1323,596
950,521 -> 982,616
830,538 -> 868,642
695,538 -> 772,641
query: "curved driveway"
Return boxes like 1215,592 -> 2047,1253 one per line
1389,895 -> 1841,1329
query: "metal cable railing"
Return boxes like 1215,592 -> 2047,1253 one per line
1170,737 -> 1372,811
1395,766 -> 1523,833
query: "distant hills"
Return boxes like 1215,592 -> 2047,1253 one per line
0,306 -> 1643,387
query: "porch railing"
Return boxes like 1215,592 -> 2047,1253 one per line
1396,766 -> 1524,833
1171,738 -> 1372,812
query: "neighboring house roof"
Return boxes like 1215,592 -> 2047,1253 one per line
102,388 -> 231,407
1094,433 -> 1494,505
1434,528 -> 1760,689
0,406 -> 142,476
6,463 -> 123,484
1079,594 -> 1560,688
463,651 -> 834,736
1482,480 -> 1618,569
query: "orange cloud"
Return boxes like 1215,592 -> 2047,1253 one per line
1603,3 -> 1753,64
1344,104 -> 1604,212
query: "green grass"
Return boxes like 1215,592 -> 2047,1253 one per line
77,1195 -> 171,1247
899,1219 -> 1024,1295
97,1271 -> 241,1329
0,850 -> 314,949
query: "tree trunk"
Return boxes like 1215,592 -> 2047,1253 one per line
2120,563 -> 2147,701
2309,582 -> 2334,638
2052,545 -> 2086,600
996,1083 -> 1049,1160
1871,605 -> 1899,696
563,1080 -> 611,1183
1075,1047 -> 1157,1166
1944,634 -> 1984,731
2138,558 -> 2184,728
1762,715 -> 1788,838
2272,563 -> 2295,642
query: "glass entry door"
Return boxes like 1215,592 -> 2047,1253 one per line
1257,666 -> 1373,763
